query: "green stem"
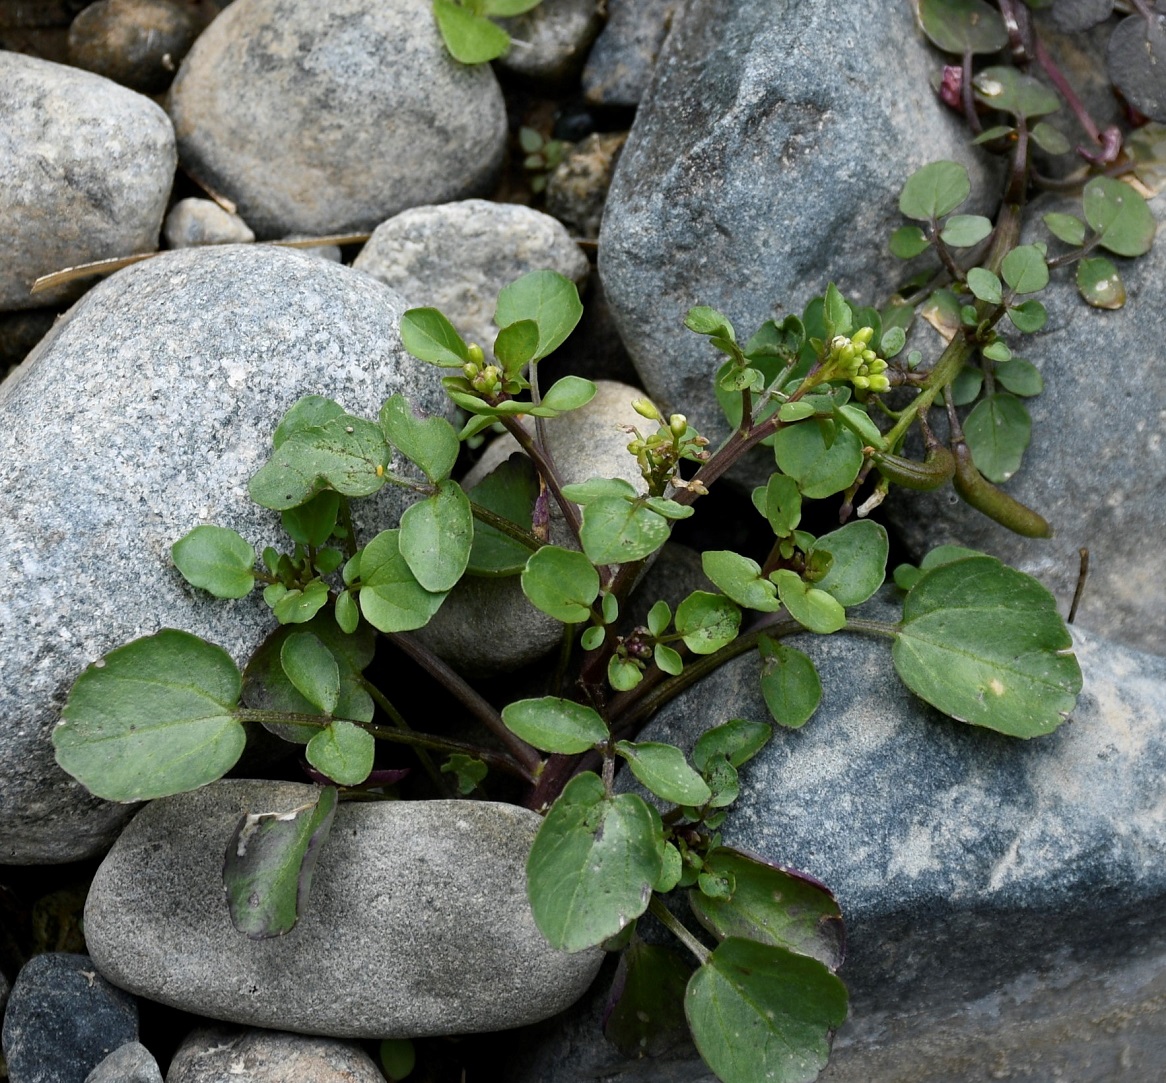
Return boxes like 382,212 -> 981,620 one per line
649,895 -> 710,966
467,499 -> 544,550
498,414 -> 583,541
842,617 -> 900,640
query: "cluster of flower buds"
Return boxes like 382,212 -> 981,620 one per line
827,328 -> 890,393
461,344 -> 506,398
627,400 -> 711,494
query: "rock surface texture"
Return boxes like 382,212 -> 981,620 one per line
599,0 -> 997,479
353,199 -> 588,360
84,1041 -> 163,1083
84,782 -> 603,1036
168,0 -> 508,238
0,244 -> 449,863
165,1027 -> 383,1083
1,953 -> 139,1083
886,194 -> 1164,657
494,0 -> 603,83
505,595 -> 1166,1080
581,0 -> 678,107
546,132 -> 628,240
0,52 -> 175,311
163,198 -> 256,248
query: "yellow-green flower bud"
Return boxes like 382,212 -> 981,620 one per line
852,375 -> 870,390
462,362 -> 479,380
669,414 -> 688,437
852,326 -> 875,347
632,399 -> 660,421
466,343 -> 484,365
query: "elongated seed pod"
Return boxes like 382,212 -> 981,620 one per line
951,440 -> 1053,538
871,445 -> 956,491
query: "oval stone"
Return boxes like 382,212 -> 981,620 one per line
84,782 -> 603,1037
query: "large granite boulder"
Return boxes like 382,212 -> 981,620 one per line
84,783 -> 603,1036
0,244 -> 449,864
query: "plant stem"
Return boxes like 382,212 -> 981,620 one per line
387,631 -> 543,778
649,895 -> 710,966
359,677 -> 449,795
842,617 -> 900,640
467,499 -> 544,550
498,415 -> 584,541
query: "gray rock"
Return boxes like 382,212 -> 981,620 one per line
413,380 -> 653,673
353,199 -> 588,360
68,0 -> 200,94
599,0 -> 998,487
165,1027 -> 381,1083
168,0 -> 508,239
163,198 -> 256,248
0,244 -> 450,863
1,953 -> 139,1083
279,235 -> 343,263
84,781 -> 603,1036
885,193 -> 1165,657
545,132 -> 628,241
0,968 -> 8,1015
0,53 -> 175,311
495,0 -> 603,84
581,0 -> 679,107
506,596 -> 1166,1080
85,1041 -> 162,1083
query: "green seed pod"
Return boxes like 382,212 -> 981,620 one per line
872,445 -> 955,491
952,441 -> 1053,538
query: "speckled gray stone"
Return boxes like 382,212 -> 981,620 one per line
0,244 -> 450,864
505,596 -> 1166,1081
163,198 -> 256,248
581,0 -> 678,107
1,953 -> 139,1083
413,380 -> 652,673
0,52 -> 175,311
353,199 -> 588,361
599,0 -> 999,487
84,782 -> 603,1036
84,1041 -> 162,1083
67,0 -> 200,94
546,132 -> 627,241
165,1027 -> 381,1083
494,0 -> 603,84
168,0 -> 508,238
885,193 -> 1165,657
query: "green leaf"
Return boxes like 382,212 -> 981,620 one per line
493,319 -> 540,376
1031,120 -> 1070,155
399,306 -> 471,364
654,643 -> 683,675
807,520 -> 889,606
223,786 -> 338,938
972,123 -> 1016,144
685,306 -> 736,339
305,718 -> 374,785
466,454 -> 538,576
249,415 -> 389,511
433,0 -> 511,64
701,551 -> 782,612
281,490 -> 341,549
379,1038 -> 417,1083
527,772 -> 663,951
951,364 -> 983,405
482,0 -> 541,14
601,591 -> 618,624
964,393 -> 1031,482
778,401 -> 816,423
758,638 -> 822,729
1001,245 -> 1049,294
889,225 -> 930,258
335,590 -> 359,634
603,939 -> 692,1059
689,849 -> 844,970
55,630 -> 246,802
379,395 -> 460,484
615,741 -> 712,806
772,570 -> 846,634
243,616 -> 374,743
399,479 -> 473,592
1076,256 -> 1126,309
685,938 -> 848,1083
647,600 -> 671,637
359,529 -> 448,633
280,632 -> 340,716
692,719 -> 773,772
441,753 -> 487,795
878,326 -> 906,360
581,626 -> 605,651
272,580 -> 330,625
773,423 -> 864,500
981,340 -> 1012,363
1007,299 -> 1048,333
899,160 -> 971,221
502,696 -> 607,754
917,0 -> 1008,54
822,284 -> 852,338
674,591 -> 742,655
579,497 -> 670,565
994,357 -> 1043,397
521,545 -> 600,623
541,376 -> 598,413
966,267 -> 1003,305
561,476 -> 637,505
893,556 -> 1082,737
273,396 -> 346,448
940,215 -> 993,248
609,655 -> 643,691
494,270 -> 583,361
1044,212 -> 1088,246
1083,176 -> 1157,257
754,474 -> 801,537
974,66 -> 1060,119
171,525 -> 256,599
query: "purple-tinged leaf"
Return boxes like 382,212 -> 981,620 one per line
603,938 -> 692,1058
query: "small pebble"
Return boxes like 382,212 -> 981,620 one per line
163,198 -> 255,248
